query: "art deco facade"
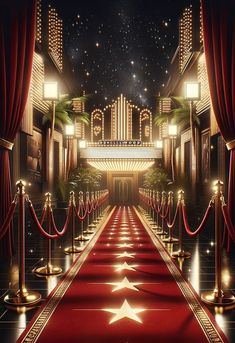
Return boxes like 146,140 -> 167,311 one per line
161,3 -> 227,203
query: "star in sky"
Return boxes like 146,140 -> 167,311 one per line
59,0 -> 192,108
107,277 -> 142,292
103,299 -> 145,324
115,251 -> 135,259
115,261 -> 137,271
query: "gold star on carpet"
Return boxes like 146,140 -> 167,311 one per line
107,277 -> 141,292
103,299 -> 145,324
116,251 -> 135,259
116,243 -> 133,248
115,261 -> 137,271
120,236 -> 131,241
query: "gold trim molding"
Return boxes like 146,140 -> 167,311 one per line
0,137 -> 14,150
226,139 -> 235,151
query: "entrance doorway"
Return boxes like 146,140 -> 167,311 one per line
114,178 -> 132,205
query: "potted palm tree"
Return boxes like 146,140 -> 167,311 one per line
143,167 -> 168,191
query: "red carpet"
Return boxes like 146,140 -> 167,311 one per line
17,206 -> 227,343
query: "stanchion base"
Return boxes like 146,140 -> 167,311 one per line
162,236 -> 179,243
34,264 -> 62,276
201,290 -> 235,308
83,230 -> 94,235
88,223 -> 97,229
171,250 -> 191,259
75,234 -> 90,242
4,289 -> 41,308
151,225 -> 161,230
64,246 -> 84,254
155,229 -> 166,235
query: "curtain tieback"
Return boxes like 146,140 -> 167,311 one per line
226,139 -> 235,151
0,138 -> 14,150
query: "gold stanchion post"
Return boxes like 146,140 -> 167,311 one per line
34,192 -> 62,275
64,191 -> 83,254
75,191 -> 89,242
155,191 -> 166,236
4,180 -> 41,308
172,190 -> 191,259
88,191 -> 96,229
162,191 -> 179,243
83,191 -> 94,235
201,180 -> 235,307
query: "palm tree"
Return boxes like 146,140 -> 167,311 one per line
43,94 -> 91,190
154,96 -> 200,131
69,167 -> 103,192
143,168 -> 168,190
42,95 -> 73,131
42,94 -> 90,131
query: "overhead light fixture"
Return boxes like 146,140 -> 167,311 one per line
43,81 -> 59,101
65,124 -> 75,137
79,140 -> 87,149
168,124 -> 177,137
87,159 -> 154,172
155,140 -> 163,149
184,82 -> 201,101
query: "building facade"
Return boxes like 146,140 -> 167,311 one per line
160,3 -> 228,203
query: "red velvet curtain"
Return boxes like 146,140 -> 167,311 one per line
202,0 -> 235,250
0,1 -> 36,258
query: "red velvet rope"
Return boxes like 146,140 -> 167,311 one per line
50,206 -> 72,236
87,199 -> 93,214
221,205 -> 235,243
182,203 -> 213,237
154,199 -> 163,214
167,204 -> 179,229
0,200 -> 17,240
75,201 -> 88,220
159,203 -> 169,219
28,202 -> 59,239
92,198 -> 99,211
40,207 -> 47,225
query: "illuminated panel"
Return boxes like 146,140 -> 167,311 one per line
196,53 -> 210,114
88,159 -> 155,172
158,98 -> 171,139
72,98 -> 85,139
111,94 -> 132,140
199,3 -> 203,45
91,109 -> 104,142
179,6 -> 193,73
48,6 -> 63,71
140,109 -> 152,142
80,146 -> 162,159
32,52 -> 49,113
36,0 -> 42,44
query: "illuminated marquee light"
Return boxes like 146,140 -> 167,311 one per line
111,94 -> 132,141
158,98 -> 171,139
36,0 -> 42,44
196,53 -> 210,114
87,159 -> 154,172
179,6 -> 193,73
32,53 -> 49,113
48,6 -> 63,71
73,97 -> 86,139
91,109 -> 104,141
139,109 -> 152,142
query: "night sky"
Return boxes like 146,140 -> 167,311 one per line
48,0 -> 199,109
